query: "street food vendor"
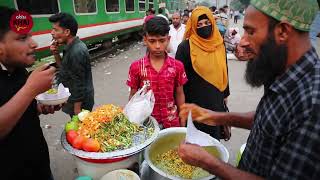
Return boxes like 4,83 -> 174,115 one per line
178,0 -> 320,179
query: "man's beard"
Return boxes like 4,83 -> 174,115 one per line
245,34 -> 288,88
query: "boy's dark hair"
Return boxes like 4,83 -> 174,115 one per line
144,16 -> 169,36
0,6 -> 17,41
158,8 -> 163,14
49,13 -> 78,36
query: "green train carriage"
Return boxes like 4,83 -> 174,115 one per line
161,0 -> 186,14
0,0 -> 161,59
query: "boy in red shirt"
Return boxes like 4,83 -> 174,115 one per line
127,16 -> 188,128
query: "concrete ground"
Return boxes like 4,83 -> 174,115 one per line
40,17 -> 320,180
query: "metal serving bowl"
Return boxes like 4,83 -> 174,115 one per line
144,127 -> 229,180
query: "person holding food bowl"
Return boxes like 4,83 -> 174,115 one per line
178,0 -> 320,179
49,12 -> 94,117
0,6 -> 61,180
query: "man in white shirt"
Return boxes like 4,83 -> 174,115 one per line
168,12 -> 185,58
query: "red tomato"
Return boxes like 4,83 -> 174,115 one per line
83,138 -> 100,152
66,130 -> 78,145
72,135 -> 87,150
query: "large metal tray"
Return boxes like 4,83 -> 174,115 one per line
61,116 -> 160,159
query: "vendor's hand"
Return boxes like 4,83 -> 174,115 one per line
179,103 -> 223,126
178,143 -> 212,168
37,104 -> 62,115
24,64 -> 55,97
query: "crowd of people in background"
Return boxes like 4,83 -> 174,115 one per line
143,5 -> 244,58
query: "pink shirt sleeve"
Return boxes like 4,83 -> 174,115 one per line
126,61 -> 140,89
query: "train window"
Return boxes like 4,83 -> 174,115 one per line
149,0 -> 154,9
125,0 -> 134,12
139,0 -> 146,11
15,0 -> 59,15
106,0 -> 119,12
73,0 -> 97,14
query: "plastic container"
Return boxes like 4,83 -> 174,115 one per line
100,169 -> 140,180
75,176 -> 93,180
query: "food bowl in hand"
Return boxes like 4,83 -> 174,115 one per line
36,88 -> 71,105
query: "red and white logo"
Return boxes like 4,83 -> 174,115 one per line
9,11 -> 33,34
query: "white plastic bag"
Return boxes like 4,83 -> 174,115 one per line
124,85 -> 155,124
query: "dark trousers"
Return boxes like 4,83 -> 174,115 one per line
234,16 -> 239,24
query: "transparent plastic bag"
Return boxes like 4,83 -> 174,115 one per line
124,85 -> 155,124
